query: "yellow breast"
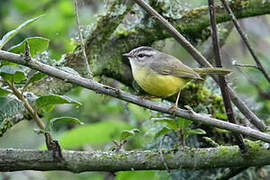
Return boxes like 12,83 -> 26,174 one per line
133,67 -> 188,97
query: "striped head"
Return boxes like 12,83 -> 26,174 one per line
123,46 -> 160,70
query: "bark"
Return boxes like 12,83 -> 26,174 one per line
0,141 -> 268,172
27,0 -> 270,94
1,49 -> 270,143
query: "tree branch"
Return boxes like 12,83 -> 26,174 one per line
220,0 -> 270,83
30,0 -> 270,94
2,0 -> 269,134
131,0 -> 266,131
0,50 -> 270,143
208,0 -> 245,150
0,141 -> 270,172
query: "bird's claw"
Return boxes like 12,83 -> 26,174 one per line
169,104 -> 178,116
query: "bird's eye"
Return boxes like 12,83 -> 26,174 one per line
138,54 -> 144,58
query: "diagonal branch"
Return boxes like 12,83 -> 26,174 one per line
3,0 -> 270,135
73,0 -> 93,78
208,0 -> 245,151
131,0 -> 266,131
220,0 -> 270,83
0,50 -> 270,142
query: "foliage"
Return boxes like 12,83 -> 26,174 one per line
0,0 -> 270,180
154,117 -> 206,144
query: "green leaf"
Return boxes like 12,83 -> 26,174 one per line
0,88 -> 11,97
0,97 -> 24,121
50,117 -> 84,128
120,128 -> 140,141
154,127 -> 170,138
0,15 -> 43,49
185,128 -> 206,136
0,65 -> 27,83
215,112 -> 227,120
153,118 -> 178,130
41,104 -> 55,113
35,95 -> 82,110
8,37 -> 49,57
25,71 -> 47,87
177,117 -> 193,129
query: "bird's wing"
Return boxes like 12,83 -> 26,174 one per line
150,53 -> 202,79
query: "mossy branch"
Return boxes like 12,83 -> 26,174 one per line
1,49 -> 270,143
0,141 -> 269,172
27,0 -> 270,95
4,0 -> 270,135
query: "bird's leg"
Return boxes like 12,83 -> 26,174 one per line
169,90 -> 181,114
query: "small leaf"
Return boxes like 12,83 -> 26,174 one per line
0,15 -> 43,49
8,37 -> 49,57
154,127 -> 170,138
186,128 -> 206,135
120,128 -> 140,141
0,88 -> 11,97
0,65 -> 27,83
41,104 -> 55,113
50,117 -> 84,128
35,95 -> 82,110
177,117 -> 193,129
153,118 -> 178,130
215,112 -> 227,120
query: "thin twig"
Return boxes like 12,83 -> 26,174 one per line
235,65 -> 270,100
1,50 -> 270,142
8,81 -> 45,129
208,0 -> 246,151
73,0 -> 93,79
233,62 -> 258,69
7,82 -> 62,158
220,0 -> 270,83
131,0 -> 266,131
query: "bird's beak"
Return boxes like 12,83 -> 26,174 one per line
123,53 -> 132,58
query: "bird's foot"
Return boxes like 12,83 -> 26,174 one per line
169,103 -> 178,116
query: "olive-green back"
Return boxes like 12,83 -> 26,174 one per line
150,53 -> 202,80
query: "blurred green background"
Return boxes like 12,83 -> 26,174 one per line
1,0 -> 270,179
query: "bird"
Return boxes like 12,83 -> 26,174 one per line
123,46 -> 231,110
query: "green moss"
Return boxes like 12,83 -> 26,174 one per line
215,145 -> 237,159
245,139 -> 264,154
145,150 -> 159,159
199,149 -> 208,155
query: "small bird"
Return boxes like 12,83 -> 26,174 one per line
123,46 -> 231,109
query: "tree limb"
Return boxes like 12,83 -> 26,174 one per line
131,0 -> 266,131
30,0 -> 270,94
208,0 -> 245,150
0,50 -> 270,143
0,141 -> 269,172
20,0 -> 269,132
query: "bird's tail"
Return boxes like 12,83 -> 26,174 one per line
193,67 -> 232,76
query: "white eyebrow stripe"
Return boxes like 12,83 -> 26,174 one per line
129,46 -> 156,56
